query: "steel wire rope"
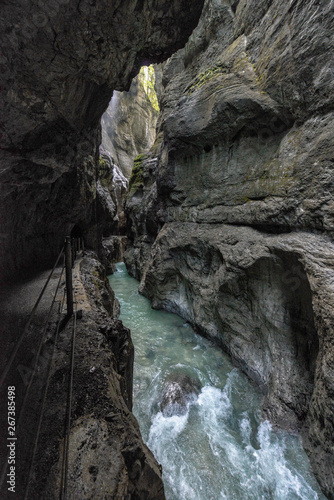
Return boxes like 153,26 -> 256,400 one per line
23,287 -> 67,500
0,245 -> 65,389
20,260 -> 66,416
60,287 -> 78,500
0,260 -> 66,493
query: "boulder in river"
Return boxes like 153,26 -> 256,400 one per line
160,372 -> 201,417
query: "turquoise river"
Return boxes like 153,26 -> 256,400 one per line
109,262 -> 327,500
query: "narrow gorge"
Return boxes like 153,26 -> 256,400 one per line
0,0 -> 333,499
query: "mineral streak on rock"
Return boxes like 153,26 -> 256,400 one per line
124,0 -> 334,496
1,0 -> 206,497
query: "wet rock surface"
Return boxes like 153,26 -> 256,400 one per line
98,147 -> 129,236
125,153 -> 164,281
43,253 -> 165,499
160,371 -> 201,417
133,222 -> 334,497
1,1 -> 206,497
124,0 -> 334,497
101,235 -> 128,274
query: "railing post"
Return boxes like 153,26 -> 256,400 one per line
65,236 -> 73,317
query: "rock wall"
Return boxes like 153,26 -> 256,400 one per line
101,66 -> 160,179
124,0 -> 334,496
98,146 -> 128,235
0,0 -> 204,283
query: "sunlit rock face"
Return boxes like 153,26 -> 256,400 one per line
0,0 -> 204,281
124,0 -> 334,496
102,66 -> 160,179
98,146 -> 128,236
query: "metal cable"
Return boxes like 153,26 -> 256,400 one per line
0,261 -> 66,494
23,288 -> 66,500
0,245 -> 65,389
60,289 -> 78,500
20,261 -> 66,415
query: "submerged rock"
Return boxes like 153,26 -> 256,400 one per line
160,372 -> 201,417
130,219 -> 334,497
24,252 -> 165,499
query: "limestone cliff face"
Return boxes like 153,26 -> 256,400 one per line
98,147 -> 129,273
0,0 -> 204,282
125,0 -> 334,496
101,66 -> 160,179
98,146 -> 128,236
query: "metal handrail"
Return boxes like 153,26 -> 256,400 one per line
23,288 -> 67,500
60,296 -> 78,500
0,245 -> 65,389
0,239 -> 82,498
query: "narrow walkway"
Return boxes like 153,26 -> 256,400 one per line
0,266 -> 64,374
0,252 -> 82,499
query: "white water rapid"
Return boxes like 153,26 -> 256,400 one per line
109,263 -> 327,500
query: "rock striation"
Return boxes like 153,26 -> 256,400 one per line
98,146 -> 129,236
124,0 -> 334,496
0,1 -> 205,497
0,0 -> 204,282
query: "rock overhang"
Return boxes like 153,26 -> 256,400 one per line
0,0 -> 205,281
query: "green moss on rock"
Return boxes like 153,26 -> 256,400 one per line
99,155 -> 107,169
186,61 -> 229,94
128,154 -> 146,193
139,65 -> 160,112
